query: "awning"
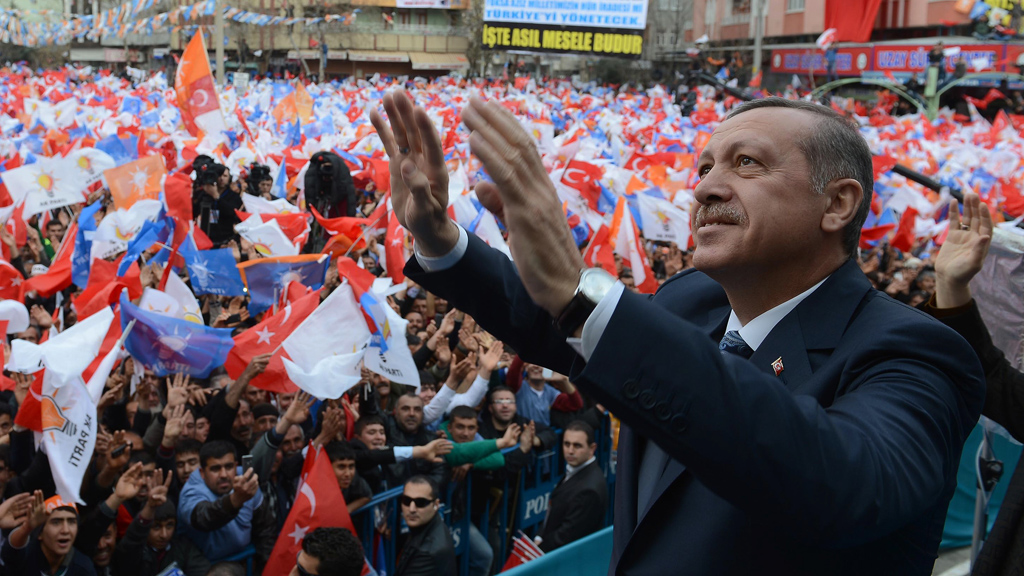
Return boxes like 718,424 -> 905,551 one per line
287,49 -> 347,61
409,52 -> 469,70
347,50 -> 409,63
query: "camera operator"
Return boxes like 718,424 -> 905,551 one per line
303,151 -> 357,252
247,163 -> 274,199
193,159 -> 243,248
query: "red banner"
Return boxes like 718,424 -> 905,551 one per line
825,0 -> 884,43
769,47 -> 872,76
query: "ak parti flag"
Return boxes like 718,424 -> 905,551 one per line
223,289 -> 321,395
104,154 -> 166,210
264,444 -> 355,576
174,29 -> 227,138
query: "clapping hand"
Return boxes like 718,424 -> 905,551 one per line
497,422 -> 522,449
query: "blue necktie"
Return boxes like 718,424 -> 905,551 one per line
637,330 -> 756,514
719,330 -> 754,360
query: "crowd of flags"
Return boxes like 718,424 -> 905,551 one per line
0,26 -> 1021,550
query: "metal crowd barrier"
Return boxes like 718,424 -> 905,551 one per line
350,413 -> 617,575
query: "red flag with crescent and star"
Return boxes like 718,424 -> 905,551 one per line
263,443 -> 359,576
174,29 -> 227,138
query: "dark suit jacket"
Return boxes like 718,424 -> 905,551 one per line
406,235 -> 985,575
394,513 -> 456,576
539,459 -> 608,552
924,299 -> 1024,576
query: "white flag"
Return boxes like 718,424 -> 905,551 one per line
241,192 -> 296,215
65,148 -> 116,187
1,157 -> 87,216
235,215 -> 299,257
41,319 -> 127,504
165,272 -> 204,324
282,283 -> 370,399
637,193 -> 691,246
362,294 -> 421,390
90,199 -> 163,261
7,307 -> 115,388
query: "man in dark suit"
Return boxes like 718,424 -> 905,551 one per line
394,476 -> 456,576
538,420 -> 608,552
370,93 -> 985,575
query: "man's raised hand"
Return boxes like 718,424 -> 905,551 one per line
462,97 -> 585,317
370,89 -> 459,257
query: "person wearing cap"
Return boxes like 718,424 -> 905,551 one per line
1,490 -> 97,575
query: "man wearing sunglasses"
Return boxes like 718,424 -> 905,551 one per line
394,476 -> 455,576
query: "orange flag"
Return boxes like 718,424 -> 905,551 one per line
174,29 -> 226,138
294,82 -> 313,124
104,154 -> 166,210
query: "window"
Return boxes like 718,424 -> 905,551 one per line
786,0 -> 804,12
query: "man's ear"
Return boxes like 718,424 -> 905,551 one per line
821,178 -> 863,235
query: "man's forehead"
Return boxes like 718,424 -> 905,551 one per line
703,108 -> 812,157
404,484 -> 432,497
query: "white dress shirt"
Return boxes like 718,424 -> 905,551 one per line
413,223 -> 828,359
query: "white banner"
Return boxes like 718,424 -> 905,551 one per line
397,0 -> 452,6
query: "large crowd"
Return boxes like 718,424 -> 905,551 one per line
0,58 -> 1020,576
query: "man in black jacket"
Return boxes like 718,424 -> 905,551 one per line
394,476 -> 455,576
923,193 -> 1024,576
538,420 -> 607,552
386,394 -> 446,489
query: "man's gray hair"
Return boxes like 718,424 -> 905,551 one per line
726,97 -> 874,257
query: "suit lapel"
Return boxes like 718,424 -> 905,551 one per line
632,262 -> 872,530
635,310 -> 729,527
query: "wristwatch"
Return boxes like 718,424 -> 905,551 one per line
555,268 -> 617,338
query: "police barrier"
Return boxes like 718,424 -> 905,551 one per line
350,413 -> 617,575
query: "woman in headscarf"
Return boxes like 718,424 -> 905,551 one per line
304,151 -> 357,252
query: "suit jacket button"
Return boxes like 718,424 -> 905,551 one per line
638,390 -> 656,410
622,380 -> 640,399
671,415 -> 687,433
655,402 -> 671,421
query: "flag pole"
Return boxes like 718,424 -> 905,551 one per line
341,210 -> 389,259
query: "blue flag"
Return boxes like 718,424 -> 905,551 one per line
185,248 -> 246,297
287,118 -> 301,147
117,218 -> 166,276
96,134 -> 139,166
72,200 -> 104,287
238,255 -> 330,316
271,161 -> 287,199
120,293 -> 235,378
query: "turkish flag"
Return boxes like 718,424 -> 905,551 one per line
13,370 -> 44,431
74,257 -> 142,320
858,224 -> 896,249
385,210 -> 406,284
561,160 -> 603,211
174,29 -> 226,138
0,260 -> 24,300
223,289 -> 320,394
889,207 -> 918,253
263,444 -> 356,576
583,224 -> 617,276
